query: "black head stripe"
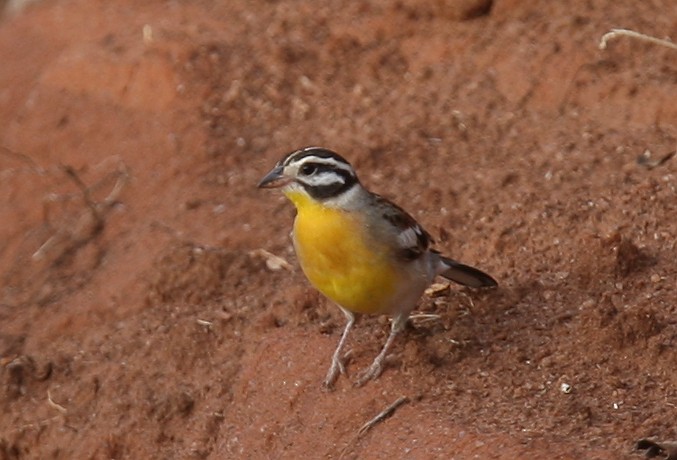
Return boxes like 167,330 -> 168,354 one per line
283,147 -> 351,168
300,166 -> 357,199
281,147 -> 359,200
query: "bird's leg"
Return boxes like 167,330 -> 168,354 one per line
324,309 -> 355,390
355,312 -> 408,387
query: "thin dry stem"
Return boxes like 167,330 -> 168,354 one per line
32,162 -> 129,261
47,389 -> 67,414
599,29 -> 677,51
339,396 -> 411,459
357,396 -> 410,437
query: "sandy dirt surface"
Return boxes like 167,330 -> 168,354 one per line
1,0 -> 675,458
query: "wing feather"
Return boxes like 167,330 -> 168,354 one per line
374,194 -> 432,261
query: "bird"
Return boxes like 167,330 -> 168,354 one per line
258,146 -> 497,388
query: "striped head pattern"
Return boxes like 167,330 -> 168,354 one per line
258,147 -> 360,200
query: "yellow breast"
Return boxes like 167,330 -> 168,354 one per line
285,190 -> 399,314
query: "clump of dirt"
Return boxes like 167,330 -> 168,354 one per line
146,242 -> 253,306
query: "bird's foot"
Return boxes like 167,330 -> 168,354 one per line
354,358 -> 385,387
322,354 -> 347,391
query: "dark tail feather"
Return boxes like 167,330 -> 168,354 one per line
439,256 -> 498,288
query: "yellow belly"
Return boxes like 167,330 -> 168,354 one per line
286,191 -> 398,314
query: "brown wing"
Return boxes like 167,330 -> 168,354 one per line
373,194 -> 433,261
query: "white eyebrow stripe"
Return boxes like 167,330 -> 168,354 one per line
397,227 -> 420,249
308,171 -> 346,186
296,155 -> 353,172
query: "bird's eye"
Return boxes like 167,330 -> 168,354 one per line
300,164 -> 317,176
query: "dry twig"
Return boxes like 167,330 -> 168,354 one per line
636,149 -> 676,170
340,396 -> 411,459
357,396 -> 410,437
32,161 -> 129,261
0,146 -> 45,173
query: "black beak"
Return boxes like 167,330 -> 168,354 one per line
257,165 -> 288,188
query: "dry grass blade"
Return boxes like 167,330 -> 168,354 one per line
599,28 -> 677,51
47,390 -> 67,414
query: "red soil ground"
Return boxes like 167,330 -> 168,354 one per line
1,0 -> 675,458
